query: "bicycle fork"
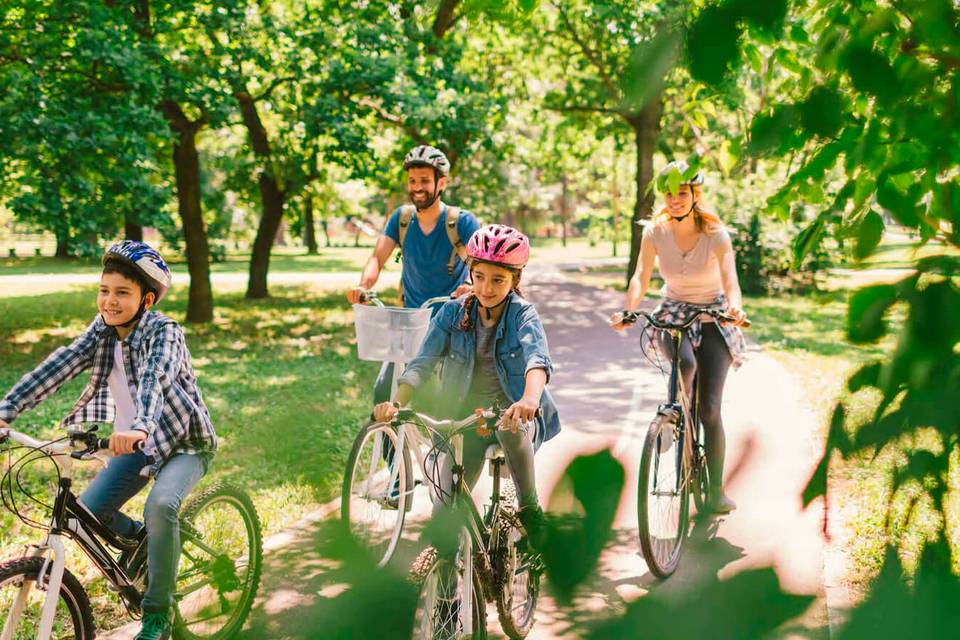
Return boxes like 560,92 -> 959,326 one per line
0,533 -> 67,640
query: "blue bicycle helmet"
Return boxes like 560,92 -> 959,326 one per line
102,240 -> 172,303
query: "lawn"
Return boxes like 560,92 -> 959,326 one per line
0,282 -> 382,627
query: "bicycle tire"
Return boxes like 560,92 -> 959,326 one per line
173,482 -> 263,640
637,414 -> 690,579
342,421 -> 413,567
0,556 -> 95,640
410,542 -> 487,640
493,511 -> 540,639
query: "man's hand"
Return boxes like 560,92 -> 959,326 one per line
373,402 -> 400,423
452,283 -> 473,298
110,431 -> 147,456
347,287 -> 368,305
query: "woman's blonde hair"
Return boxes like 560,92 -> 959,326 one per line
652,184 -> 723,233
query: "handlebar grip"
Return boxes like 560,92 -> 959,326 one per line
97,438 -> 111,451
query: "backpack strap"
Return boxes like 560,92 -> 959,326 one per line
444,206 -> 466,276
397,205 -> 416,254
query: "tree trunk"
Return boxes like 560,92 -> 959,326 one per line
626,95 -> 663,286
304,195 -> 318,254
321,219 -> 331,248
560,174 -> 569,248
162,101 -> 213,323
124,213 -> 144,242
237,90 -> 285,299
55,229 -> 72,258
611,139 -> 619,258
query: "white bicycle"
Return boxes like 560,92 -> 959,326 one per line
341,290 -> 452,567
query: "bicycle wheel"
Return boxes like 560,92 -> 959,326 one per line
410,533 -> 487,639
637,413 -> 691,578
342,421 -> 413,567
0,556 -> 95,640
493,513 -> 540,639
172,483 -> 263,640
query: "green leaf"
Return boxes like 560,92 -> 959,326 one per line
792,213 -> 826,268
732,0 -> 788,34
842,42 -> 900,102
800,86 -> 845,138
802,449 -> 829,507
775,48 -> 805,75
621,30 -> 680,111
848,361 -> 882,392
877,178 -> 921,227
848,283 -> 898,343
744,43 -> 764,74
687,5 -> 743,85
854,209 -> 885,260
748,104 -> 800,155
667,167 -> 682,195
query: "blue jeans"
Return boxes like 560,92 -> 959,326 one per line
79,451 -> 208,614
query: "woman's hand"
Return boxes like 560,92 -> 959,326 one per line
110,431 -> 146,455
725,306 -> 748,327
501,398 -> 539,433
609,311 -> 632,332
373,402 -> 400,423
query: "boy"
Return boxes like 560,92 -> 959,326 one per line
0,240 -> 216,640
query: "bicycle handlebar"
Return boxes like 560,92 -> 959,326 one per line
387,404 -> 538,436
357,289 -> 455,309
0,425 -> 136,461
619,308 -> 751,330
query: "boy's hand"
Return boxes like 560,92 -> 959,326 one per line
373,402 -> 400,423
110,431 -> 147,455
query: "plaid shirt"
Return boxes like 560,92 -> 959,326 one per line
0,311 -> 216,472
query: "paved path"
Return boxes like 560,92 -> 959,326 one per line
103,269 -> 838,638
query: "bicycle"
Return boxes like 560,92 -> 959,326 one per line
341,290 -> 453,567
398,404 -> 541,640
0,425 -> 262,640
619,307 -> 750,579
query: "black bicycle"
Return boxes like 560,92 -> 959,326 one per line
620,307 -> 749,578
0,425 -> 262,640
384,404 -> 541,640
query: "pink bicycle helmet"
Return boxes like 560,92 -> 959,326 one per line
466,224 -> 530,269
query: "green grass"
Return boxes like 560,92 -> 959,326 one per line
0,283 -> 379,627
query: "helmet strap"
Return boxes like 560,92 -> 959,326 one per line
112,294 -> 150,330
670,199 -> 697,223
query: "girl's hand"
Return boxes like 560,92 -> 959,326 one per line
502,398 -> 538,433
373,402 -> 400,423
110,431 -> 146,455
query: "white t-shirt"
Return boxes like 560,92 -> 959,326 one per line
107,341 -> 137,432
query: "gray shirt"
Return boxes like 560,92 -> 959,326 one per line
464,320 -> 510,412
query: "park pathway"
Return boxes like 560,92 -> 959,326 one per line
103,268 -> 841,639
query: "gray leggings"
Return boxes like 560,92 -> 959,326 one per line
431,423 -> 538,514
657,322 -> 733,492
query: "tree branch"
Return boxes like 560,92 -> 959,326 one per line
354,96 -> 428,145
552,1 -> 620,101
252,76 -> 297,102
432,0 -> 463,39
901,39 -> 960,69
547,104 -> 623,115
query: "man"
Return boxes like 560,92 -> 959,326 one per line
348,144 -> 481,404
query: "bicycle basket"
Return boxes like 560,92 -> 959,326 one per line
353,304 -> 432,363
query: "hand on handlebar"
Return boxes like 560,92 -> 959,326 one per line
109,431 -> 147,456
501,398 -> 538,434
724,306 -> 750,327
373,401 -> 400,423
347,287 -> 370,305
609,311 -> 636,331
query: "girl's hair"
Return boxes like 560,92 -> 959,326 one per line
652,185 -> 724,233
458,265 -> 524,332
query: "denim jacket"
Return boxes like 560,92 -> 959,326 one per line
398,292 -> 561,447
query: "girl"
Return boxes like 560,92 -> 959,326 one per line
612,160 -> 747,514
373,224 -> 560,543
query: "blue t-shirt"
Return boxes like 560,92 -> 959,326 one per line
384,204 -> 481,309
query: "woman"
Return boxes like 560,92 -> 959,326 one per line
612,160 -> 747,514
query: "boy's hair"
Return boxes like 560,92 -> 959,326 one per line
102,258 -> 155,298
